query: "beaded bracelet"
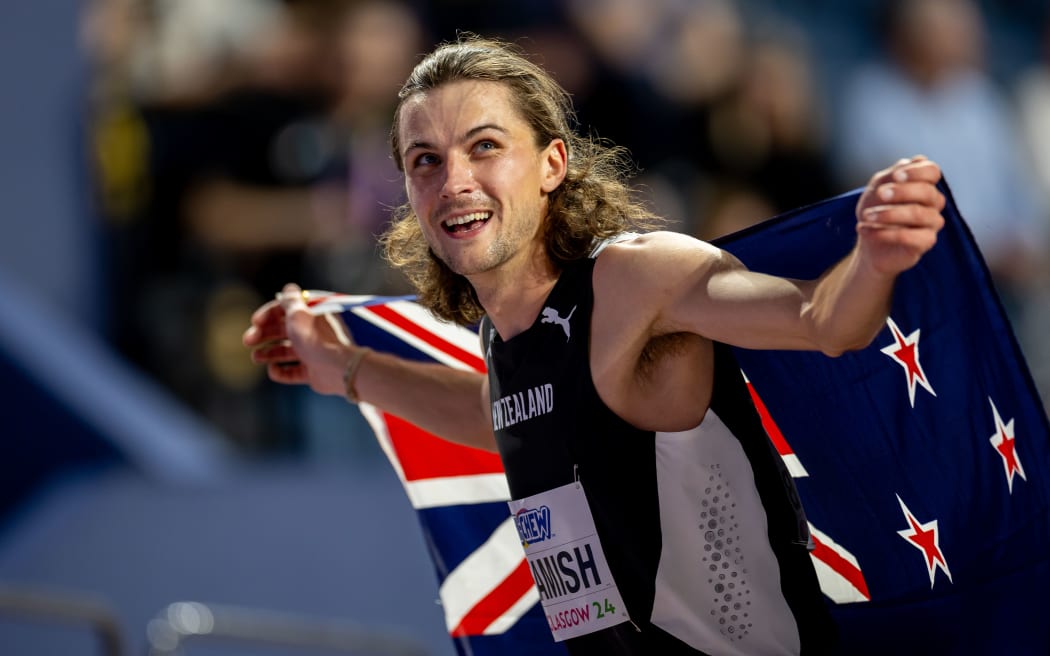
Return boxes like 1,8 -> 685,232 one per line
342,347 -> 373,404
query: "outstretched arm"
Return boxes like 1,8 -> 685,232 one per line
243,284 -> 496,451
601,156 -> 946,355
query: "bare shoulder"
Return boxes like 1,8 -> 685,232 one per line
597,230 -> 728,267
593,231 -> 734,305
591,231 -> 730,347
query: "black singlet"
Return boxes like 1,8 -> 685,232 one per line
481,256 -> 836,655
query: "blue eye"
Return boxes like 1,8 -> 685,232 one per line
413,153 -> 439,168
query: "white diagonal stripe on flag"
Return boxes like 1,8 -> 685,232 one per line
382,300 -> 483,357
439,517 -> 524,632
306,293 -> 376,315
809,524 -> 870,603
352,303 -> 482,371
782,454 -> 809,478
360,402 -> 407,483
405,473 -> 511,509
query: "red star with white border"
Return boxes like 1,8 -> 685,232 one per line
880,317 -> 936,407
896,495 -> 952,588
988,397 -> 1026,493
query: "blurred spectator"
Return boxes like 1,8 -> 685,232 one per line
696,23 -> 839,239
301,0 -> 425,295
83,0 -> 423,453
642,0 -> 749,235
1013,16 -> 1050,408
564,1 -> 837,239
124,0 -> 291,105
1016,20 -> 1050,210
185,0 -> 425,295
565,0 -> 744,234
84,0 -> 1049,445
565,0 -> 673,170
84,0 -> 333,451
833,0 -> 1047,298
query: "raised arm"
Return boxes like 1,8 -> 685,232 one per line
601,156 -> 946,355
243,284 -> 496,451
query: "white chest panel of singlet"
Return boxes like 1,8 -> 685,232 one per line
651,409 -> 801,655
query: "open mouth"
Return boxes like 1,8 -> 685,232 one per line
442,211 -> 492,235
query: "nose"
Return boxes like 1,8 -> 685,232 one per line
440,153 -> 475,198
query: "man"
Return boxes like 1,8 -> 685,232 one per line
244,36 -> 945,655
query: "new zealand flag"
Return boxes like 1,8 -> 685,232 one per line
719,181 -> 1050,655
306,179 -> 1050,655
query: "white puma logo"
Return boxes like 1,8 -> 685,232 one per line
541,305 -> 576,341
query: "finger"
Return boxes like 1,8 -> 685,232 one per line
889,158 -> 942,185
251,340 -> 298,364
250,298 -> 283,325
267,361 -> 310,385
277,282 -> 309,315
860,203 -> 946,230
277,283 -> 320,338
873,180 -> 946,211
866,157 -> 914,188
245,299 -> 286,346
244,320 -> 289,347
867,155 -> 940,189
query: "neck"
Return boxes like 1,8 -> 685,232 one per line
471,247 -> 559,341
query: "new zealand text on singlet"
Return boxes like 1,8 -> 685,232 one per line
491,383 -> 554,430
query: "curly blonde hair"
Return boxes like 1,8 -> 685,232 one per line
381,35 -> 660,326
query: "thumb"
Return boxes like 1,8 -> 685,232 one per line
277,283 -> 355,348
277,283 -> 308,315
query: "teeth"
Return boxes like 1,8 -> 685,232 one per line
445,211 -> 491,226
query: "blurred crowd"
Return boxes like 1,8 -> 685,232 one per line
79,0 -> 1050,454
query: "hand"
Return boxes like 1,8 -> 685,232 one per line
854,155 -> 946,276
242,283 -> 357,396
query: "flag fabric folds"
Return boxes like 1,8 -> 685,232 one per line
305,294 -> 566,656
716,182 -> 1050,654
308,179 -> 1050,655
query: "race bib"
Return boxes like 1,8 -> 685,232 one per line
508,481 -> 630,641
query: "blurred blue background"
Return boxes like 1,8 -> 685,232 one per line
2,1 -> 1048,654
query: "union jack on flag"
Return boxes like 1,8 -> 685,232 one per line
304,294 -> 560,655
306,179 -> 1050,655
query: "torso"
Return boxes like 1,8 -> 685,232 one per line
482,256 -> 835,656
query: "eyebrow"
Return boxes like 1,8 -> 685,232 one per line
402,123 -> 510,159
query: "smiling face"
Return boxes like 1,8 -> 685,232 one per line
396,79 -> 567,282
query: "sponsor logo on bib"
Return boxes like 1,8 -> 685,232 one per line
515,505 -> 552,547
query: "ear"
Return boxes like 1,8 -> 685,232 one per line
540,138 -> 568,194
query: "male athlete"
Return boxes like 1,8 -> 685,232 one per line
245,37 -> 946,655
